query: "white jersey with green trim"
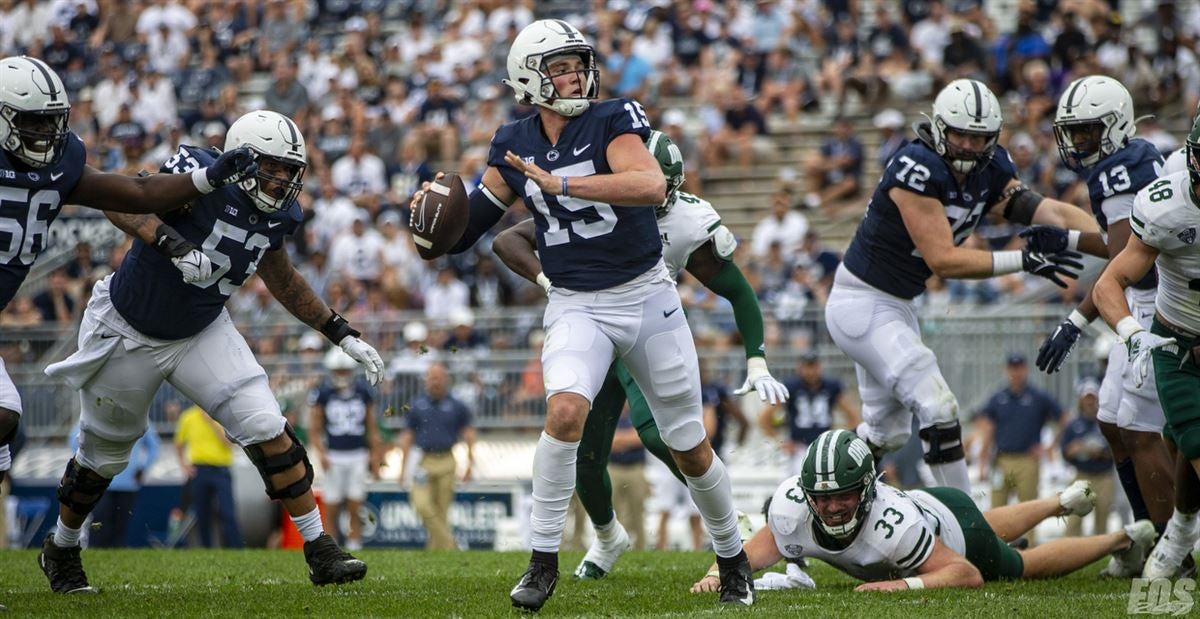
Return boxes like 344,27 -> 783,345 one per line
1163,147 -> 1186,176
767,477 -> 952,581
657,191 -> 721,280
1130,171 -> 1200,330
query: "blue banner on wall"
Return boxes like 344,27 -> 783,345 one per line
358,489 -> 515,549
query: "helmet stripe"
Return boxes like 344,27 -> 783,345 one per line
280,115 -> 302,157
647,130 -> 662,156
551,19 -> 583,42
820,430 -> 840,483
1064,78 -> 1084,112
969,80 -> 982,122
23,56 -> 60,102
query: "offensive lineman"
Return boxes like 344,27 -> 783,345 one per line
690,430 -> 1156,593
825,79 -> 1100,492
492,130 -> 790,580
40,110 -> 384,593
410,20 -> 755,610
0,55 -> 257,488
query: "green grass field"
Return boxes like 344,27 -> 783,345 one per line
0,549 -> 1140,617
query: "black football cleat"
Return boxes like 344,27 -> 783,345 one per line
304,533 -> 367,585
718,554 -> 755,606
38,534 -> 96,594
510,561 -> 558,612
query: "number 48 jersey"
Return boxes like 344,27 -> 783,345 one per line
842,139 -> 1017,299
1131,171 -> 1200,331
489,97 -> 660,292
109,145 -> 302,340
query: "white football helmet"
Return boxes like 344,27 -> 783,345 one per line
928,79 -> 1002,174
224,110 -> 307,212
0,56 -> 71,168
502,19 -> 599,117
1053,75 -> 1135,171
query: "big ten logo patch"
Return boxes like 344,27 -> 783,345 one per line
1128,578 -> 1195,615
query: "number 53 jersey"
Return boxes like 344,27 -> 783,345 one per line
110,145 -> 302,340
767,476 -> 965,581
488,97 -> 660,292
842,139 -> 1017,299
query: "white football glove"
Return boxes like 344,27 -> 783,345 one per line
1125,330 -> 1176,389
339,336 -> 385,386
171,249 -> 213,284
732,357 -> 789,405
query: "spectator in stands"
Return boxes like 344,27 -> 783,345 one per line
1060,378 -> 1114,536
68,423 -> 159,548
424,264 -> 470,320
803,116 -> 863,212
1012,59 -> 1056,135
263,57 -> 309,123
703,85 -> 770,168
1007,132 -> 1054,198
175,404 -> 242,548
416,78 -> 462,163
911,1 -> 951,78
700,361 -> 748,461
332,136 -> 387,201
975,353 -> 1065,541
398,362 -> 476,550
442,308 -> 489,354
32,268 -> 77,323
760,47 -> 816,123
751,188 -> 808,260
817,17 -> 861,115
466,254 -> 514,308
872,108 -> 907,171
799,230 -> 841,299
388,136 -> 434,207
329,210 -> 385,286
760,351 -> 860,475
607,32 -> 653,99
108,103 -> 149,163
941,19 -> 989,83
995,5 -> 1051,94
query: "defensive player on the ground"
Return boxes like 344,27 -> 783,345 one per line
1029,75 -> 1185,578
1093,112 -> 1200,580
824,78 -> 1100,492
410,20 -> 755,610
690,429 -> 1155,593
0,55 -> 257,489
492,129 -> 790,580
39,110 -> 383,593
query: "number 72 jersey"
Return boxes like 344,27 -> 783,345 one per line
1131,171 -> 1200,331
842,139 -> 1017,299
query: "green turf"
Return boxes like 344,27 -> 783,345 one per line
0,549 -> 1142,617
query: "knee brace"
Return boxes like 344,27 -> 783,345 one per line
244,424 -> 314,501
57,457 -> 113,516
918,421 -> 965,465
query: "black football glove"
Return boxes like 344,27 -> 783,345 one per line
1019,225 -> 1070,254
1022,247 -> 1083,288
1037,317 -> 1083,373
205,145 -> 257,189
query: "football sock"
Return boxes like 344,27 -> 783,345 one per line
574,464 -> 614,528
1116,459 -> 1152,522
593,516 -> 618,544
531,549 -> 558,570
684,455 -> 741,558
530,432 -> 579,553
292,507 -> 324,542
927,459 -> 971,493
1166,508 -> 1200,543
54,517 -> 82,548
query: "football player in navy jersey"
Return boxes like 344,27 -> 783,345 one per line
309,347 -> 381,552
0,56 -> 256,490
1025,76 -> 1182,577
761,351 -> 861,476
40,110 -> 383,594
825,79 -> 1102,494
410,19 -> 754,611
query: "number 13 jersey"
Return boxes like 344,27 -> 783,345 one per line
842,138 -> 1017,299
488,97 -> 660,292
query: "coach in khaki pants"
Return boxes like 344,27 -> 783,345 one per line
608,411 -> 650,549
1060,379 -> 1114,536
399,363 -> 476,550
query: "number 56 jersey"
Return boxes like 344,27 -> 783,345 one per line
488,97 -> 660,292
842,139 -> 1017,299
109,145 -> 302,340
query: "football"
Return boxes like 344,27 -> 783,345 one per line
411,173 -> 469,260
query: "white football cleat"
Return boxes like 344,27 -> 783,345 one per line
1058,480 -> 1096,517
573,521 -> 631,580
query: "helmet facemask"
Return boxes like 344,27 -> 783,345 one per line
934,119 -> 997,174
799,429 -> 878,540
241,150 -> 306,213
804,478 -> 877,540
1,106 -> 70,168
1054,117 -> 1112,171
531,50 -> 599,116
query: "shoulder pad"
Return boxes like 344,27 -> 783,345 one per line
1132,172 -> 1191,250
988,144 -> 1018,178
487,120 -> 523,168
881,142 -> 947,198
712,224 -> 737,261
767,475 -> 808,537
600,97 -> 651,141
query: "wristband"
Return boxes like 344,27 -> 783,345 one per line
1066,230 -> 1081,252
320,311 -> 361,344
903,577 -> 925,590
191,167 -> 216,194
561,176 -> 569,197
535,272 -> 552,293
706,569 -> 720,579
1066,309 -> 1091,329
991,250 -> 1023,275
1116,316 -> 1144,342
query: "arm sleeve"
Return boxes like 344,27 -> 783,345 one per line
449,183 -> 509,254
704,260 -> 767,359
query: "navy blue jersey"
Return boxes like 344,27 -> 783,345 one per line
310,380 -> 375,451
487,97 -> 660,291
1083,138 -> 1162,290
783,377 -> 842,444
110,145 -> 302,339
0,134 -> 87,311
843,139 -> 1018,299
702,381 -> 732,454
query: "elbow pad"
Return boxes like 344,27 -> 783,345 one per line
450,183 -> 509,254
1001,185 -> 1044,225
711,225 -> 738,261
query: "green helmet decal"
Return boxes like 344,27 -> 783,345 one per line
1187,111 -> 1200,190
799,429 -> 877,539
644,129 -> 685,217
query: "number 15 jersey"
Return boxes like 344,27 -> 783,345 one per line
488,98 -> 659,292
842,138 -> 1017,299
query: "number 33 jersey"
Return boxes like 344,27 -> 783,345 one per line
110,145 -> 302,340
767,476 -> 964,581
488,97 -> 660,292
1131,171 -> 1200,331
842,139 -> 1017,299
0,134 -> 87,311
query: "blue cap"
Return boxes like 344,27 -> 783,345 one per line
1006,352 -> 1027,365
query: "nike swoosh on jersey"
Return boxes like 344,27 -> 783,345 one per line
268,220 -> 283,228
663,307 -> 680,318
50,171 -> 64,181
573,144 -> 592,156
